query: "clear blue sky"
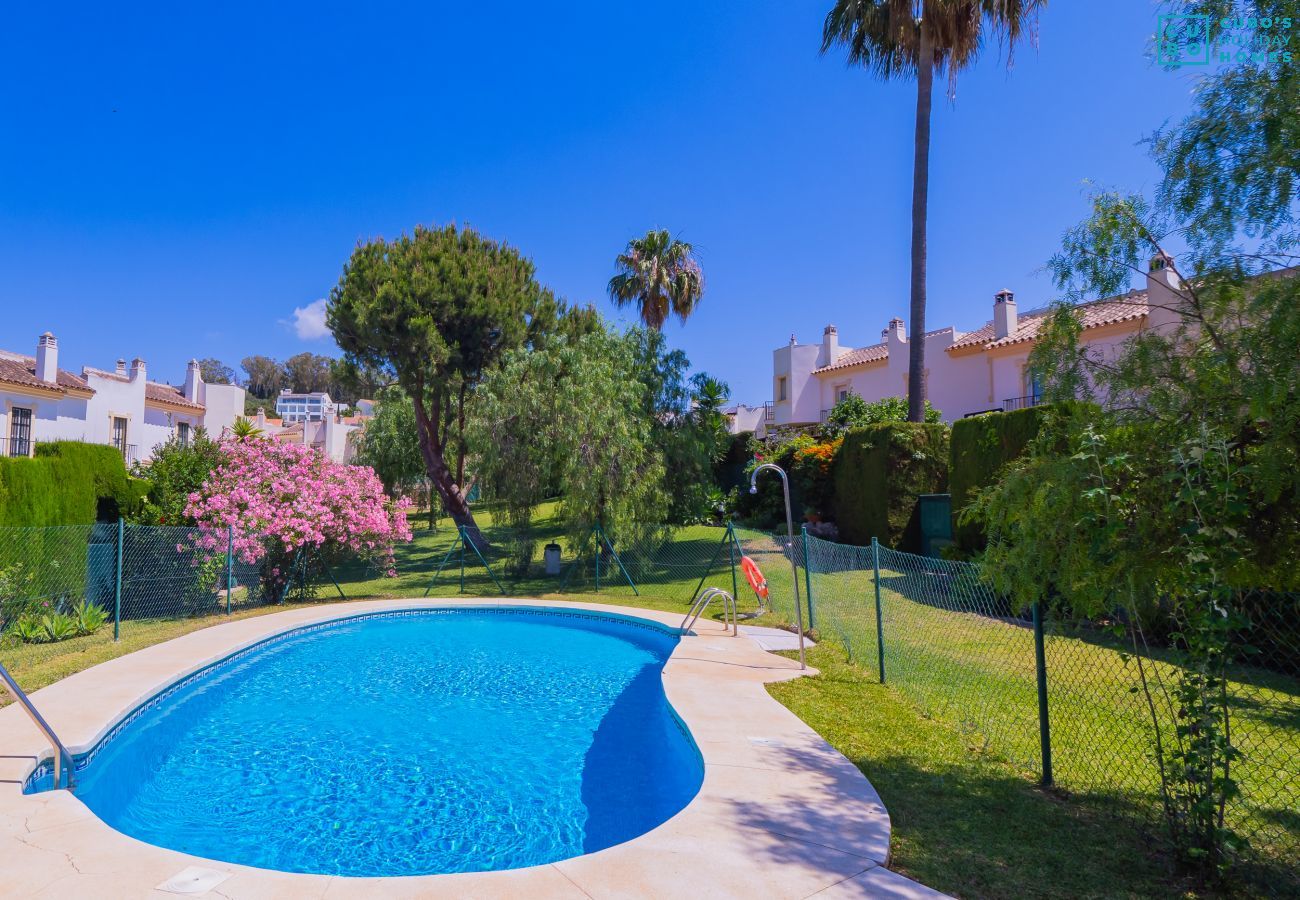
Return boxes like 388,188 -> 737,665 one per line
0,0 -> 1198,406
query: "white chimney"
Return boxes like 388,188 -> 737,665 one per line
993,289 -> 1017,339
115,358 -> 127,376
882,316 -> 906,346
35,332 -> 58,383
822,324 -> 840,367
129,357 -> 146,382
184,358 -> 203,402
1145,251 -> 1185,334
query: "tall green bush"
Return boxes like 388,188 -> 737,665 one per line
833,423 -> 949,550
0,441 -> 148,527
949,406 -> 1050,553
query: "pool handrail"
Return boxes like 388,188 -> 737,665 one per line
0,661 -> 75,791
681,587 -> 738,637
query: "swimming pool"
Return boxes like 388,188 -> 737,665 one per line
30,608 -> 703,877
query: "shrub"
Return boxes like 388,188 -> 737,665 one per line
949,405 -> 1053,553
0,441 -> 148,527
130,429 -> 223,525
824,394 -> 942,433
833,423 -> 949,550
186,437 -> 413,598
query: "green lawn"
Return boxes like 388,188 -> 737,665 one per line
768,643 -> 1204,899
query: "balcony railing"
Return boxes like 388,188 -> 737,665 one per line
1003,394 -> 1042,412
763,402 -> 775,423
115,443 -> 139,466
5,436 -> 33,458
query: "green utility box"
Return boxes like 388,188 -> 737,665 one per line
917,493 -> 954,558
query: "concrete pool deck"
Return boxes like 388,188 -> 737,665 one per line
0,599 -> 946,899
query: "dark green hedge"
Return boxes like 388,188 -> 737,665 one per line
833,423 -> 949,550
0,441 -> 149,527
949,405 -> 1053,553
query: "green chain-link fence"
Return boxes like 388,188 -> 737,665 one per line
799,531 -> 1299,892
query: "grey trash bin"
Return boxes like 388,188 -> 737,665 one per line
544,543 -> 563,576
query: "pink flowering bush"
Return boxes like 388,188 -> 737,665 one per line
185,437 -> 412,598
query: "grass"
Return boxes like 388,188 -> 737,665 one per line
2,504 -> 1295,896
793,555 -> 1300,888
768,642 -> 1201,899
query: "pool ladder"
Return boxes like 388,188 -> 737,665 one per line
0,661 -> 75,791
680,587 -> 739,637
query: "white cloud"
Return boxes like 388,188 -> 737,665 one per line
291,299 -> 330,340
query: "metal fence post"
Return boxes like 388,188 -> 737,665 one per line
594,526 -> 602,592
459,526 -> 466,592
801,525 -> 815,631
225,525 -> 234,615
872,537 -> 885,683
113,518 -> 124,641
727,523 -> 739,603
1033,601 -> 1054,787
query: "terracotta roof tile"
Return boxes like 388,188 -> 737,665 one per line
145,381 -> 205,411
812,341 -> 888,374
0,353 -> 93,395
947,292 -> 1148,353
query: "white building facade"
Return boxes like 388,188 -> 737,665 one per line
768,258 -> 1185,427
275,391 -> 337,423
0,333 -> 245,464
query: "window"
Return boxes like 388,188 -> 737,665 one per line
837,386 -> 850,403
111,416 -> 128,454
777,377 -> 788,401
8,407 -> 32,457
177,422 -> 191,448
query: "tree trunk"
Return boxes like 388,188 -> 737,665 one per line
411,386 -> 487,551
455,381 -> 467,488
907,26 -> 934,423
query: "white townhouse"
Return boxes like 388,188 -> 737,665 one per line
0,332 -> 245,464
765,254 -> 1188,428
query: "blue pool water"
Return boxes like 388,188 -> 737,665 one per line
43,609 -> 702,876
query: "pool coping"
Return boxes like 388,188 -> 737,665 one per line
0,598 -> 946,899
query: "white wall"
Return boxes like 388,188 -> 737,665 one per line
200,383 -> 245,437
772,342 -> 822,426
0,389 -> 91,450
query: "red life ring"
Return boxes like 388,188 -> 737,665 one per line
740,555 -> 769,601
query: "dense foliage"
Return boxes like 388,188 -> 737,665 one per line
972,2 -> 1299,875
0,441 -> 148,527
327,224 -> 589,545
469,325 -> 669,569
130,429 -> 223,526
948,405 -> 1055,553
833,423 -> 949,549
824,393 -> 941,432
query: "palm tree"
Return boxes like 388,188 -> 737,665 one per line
608,229 -> 705,330
229,416 -> 264,439
822,0 -> 1041,421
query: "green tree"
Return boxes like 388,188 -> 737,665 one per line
327,224 -> 568,544
822,0 -> 1042,421
197,358 -> 235,385
470,325 -> 668,567
240,355 -> 286,399
354,387 -> 427,502
972,4 -> 1299,874
825,393 -> 940,431
284,352 -> 334,394
607,229 -> 705,330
